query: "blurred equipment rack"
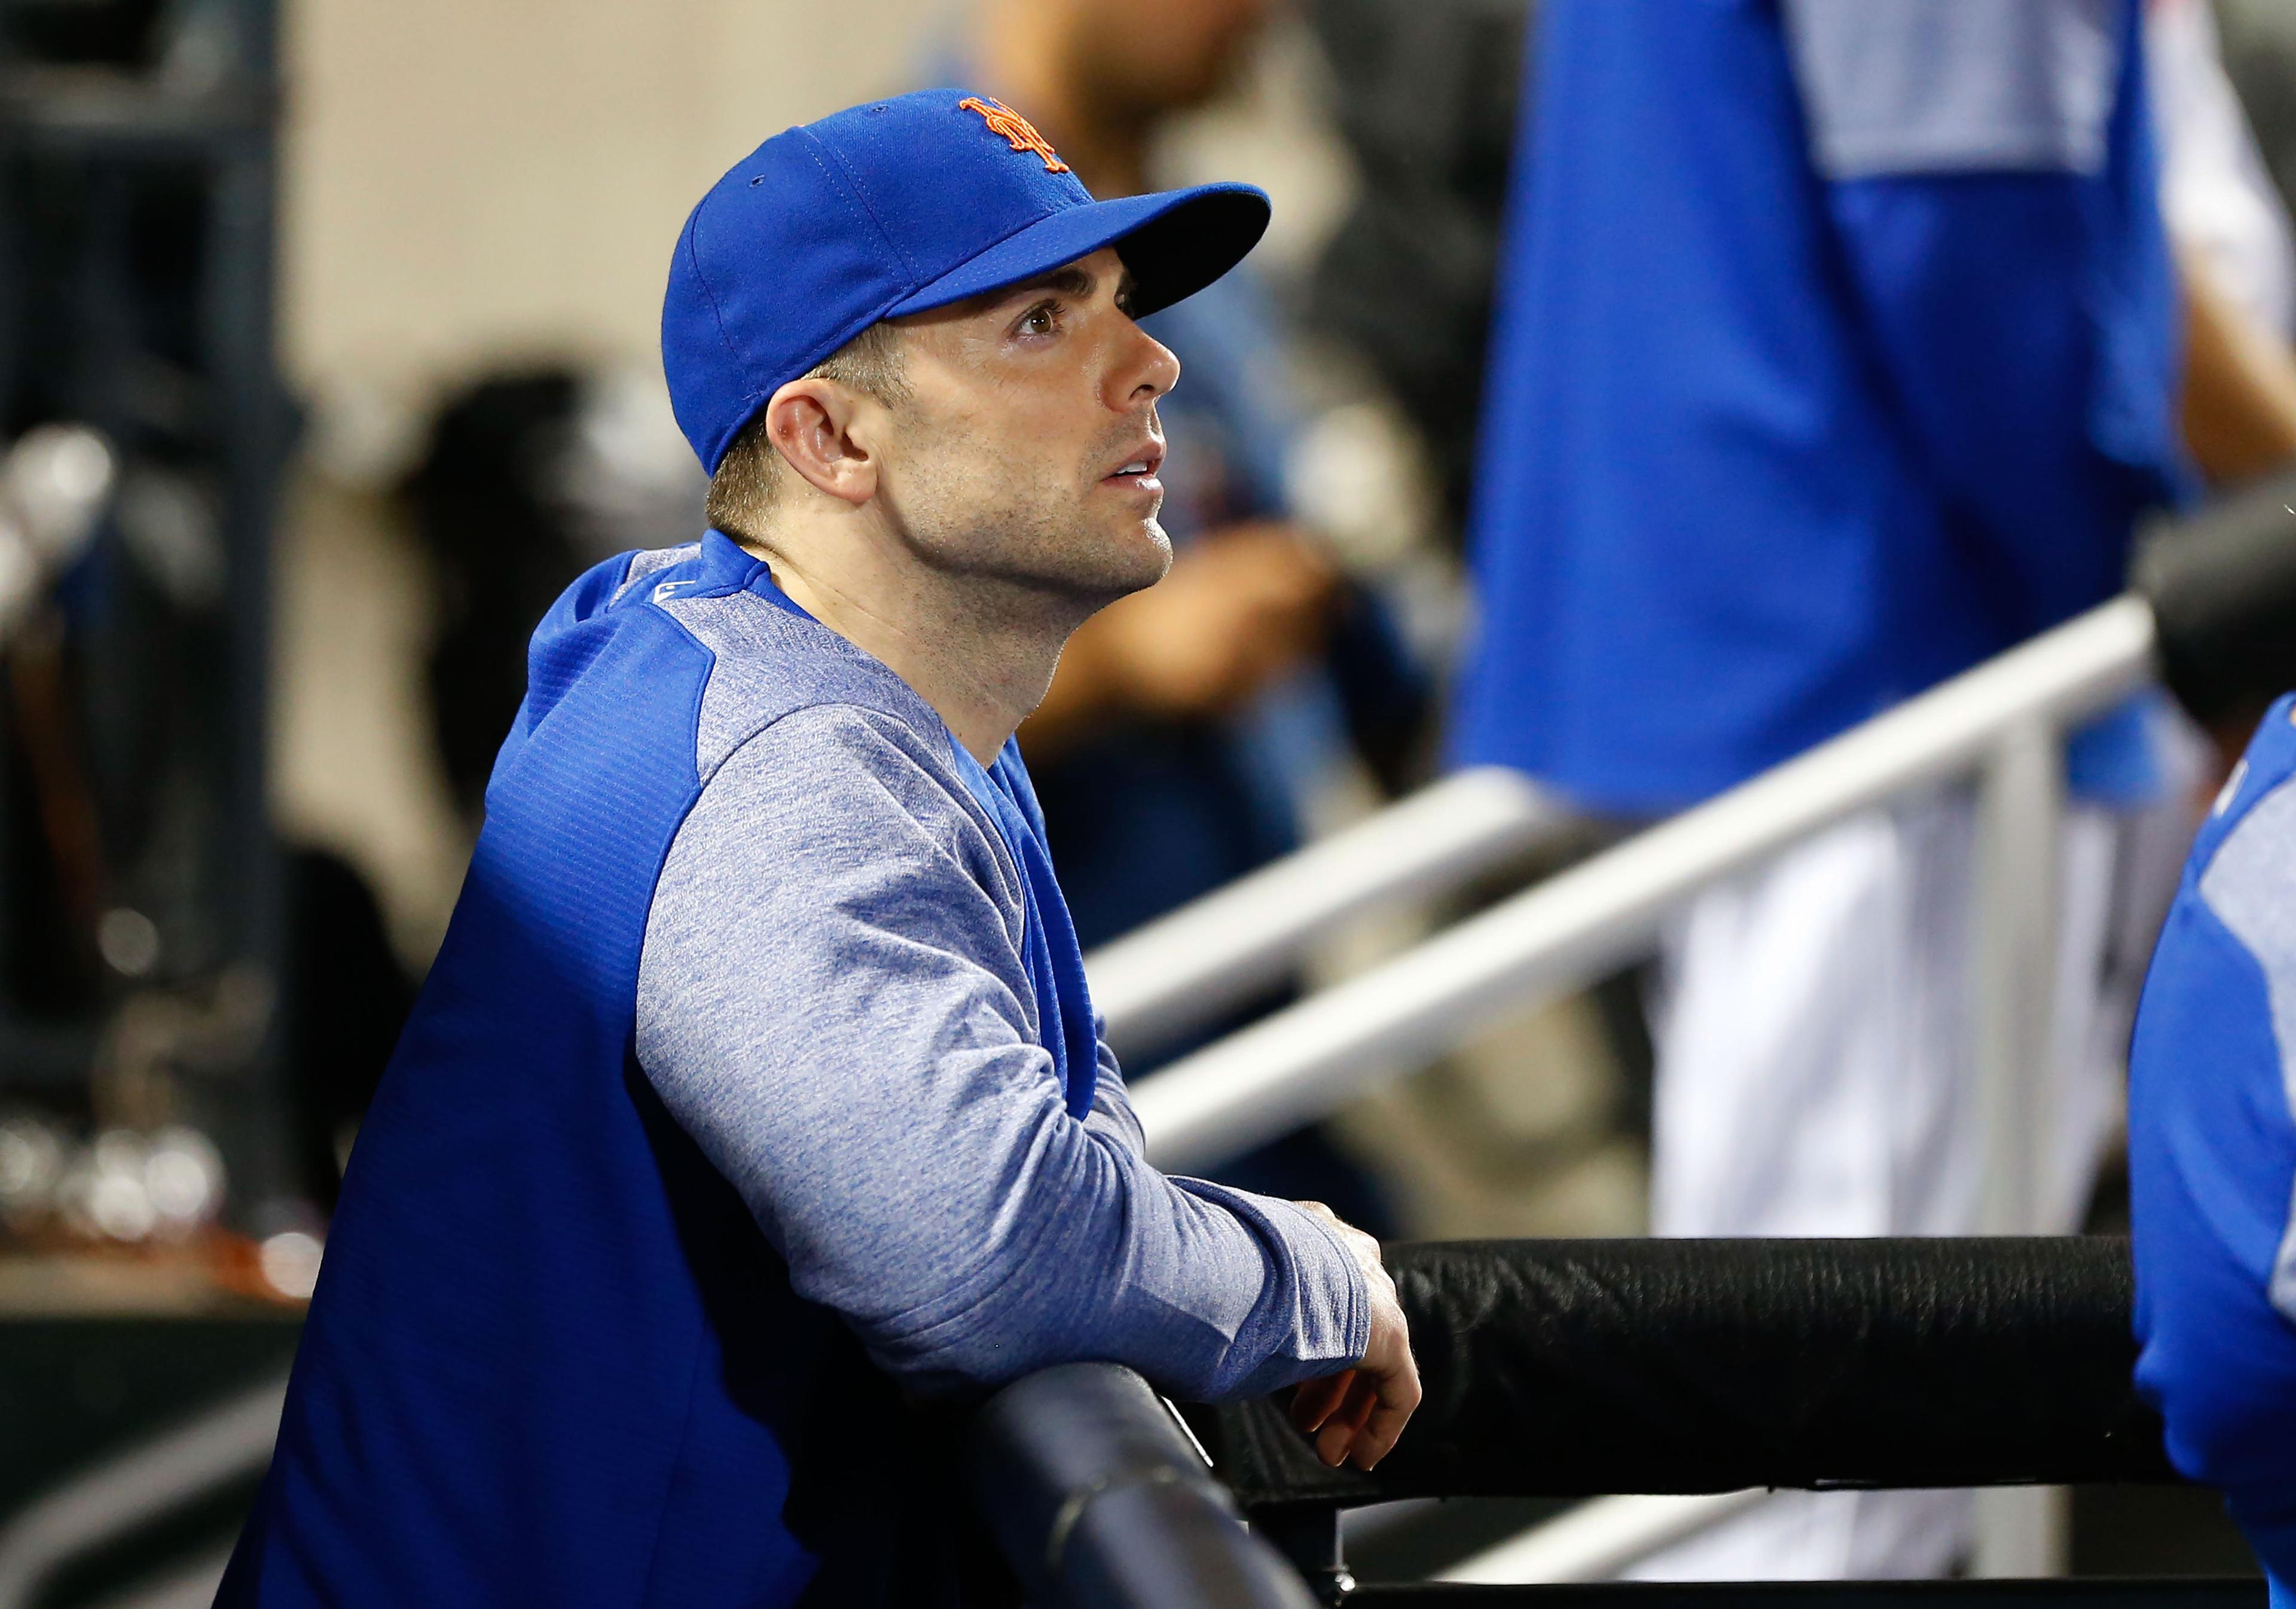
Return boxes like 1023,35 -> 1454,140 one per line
0,0 -> 286,1195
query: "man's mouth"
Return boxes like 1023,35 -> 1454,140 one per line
1103,444 -> 1165,493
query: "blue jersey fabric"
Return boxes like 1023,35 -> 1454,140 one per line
218,532 -> 1098,1608
2131,697 -> 2296,1609
1450,0 -> 2187,814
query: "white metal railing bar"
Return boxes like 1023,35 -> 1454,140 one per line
1436,1491 -> 1772,1584
1086,767 -> 1568,1059
1135,594 -> 2157,1172
1974,717 -> 2067,1242
0,1371 -> 285,1609
83,1543 -> 236,1609
1968,719 -> 2075,1577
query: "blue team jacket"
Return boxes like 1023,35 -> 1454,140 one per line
2132,697 -> 2296,1609
216,533 -> 1094,1607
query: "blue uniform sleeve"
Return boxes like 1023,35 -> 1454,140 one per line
632,703 -> 1367,1402
2130,698 -> 2296,1602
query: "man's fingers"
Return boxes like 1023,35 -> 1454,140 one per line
1345,1362 -> 1423,1471
1313,1375 -> 1381,1468
1345,1393 -> 1416,1471
1285,1197 -> 1415,1470
1289,1370 -> 1353,1434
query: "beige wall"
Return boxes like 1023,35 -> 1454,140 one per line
276,2 -> 939,955
282,0 -> 942,405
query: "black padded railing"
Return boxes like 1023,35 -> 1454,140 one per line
2138,465 -> 2296,730
967,1361 -> 1318,1609
1186,1239 -> 2175,1516
970,1241 -> 2258,1606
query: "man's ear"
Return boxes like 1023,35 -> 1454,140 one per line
764,377 -> 881,506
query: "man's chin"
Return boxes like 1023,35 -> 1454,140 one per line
1056,515 -> 1172,601
976,514 -> 1171,607
1123,515 -> 1175,588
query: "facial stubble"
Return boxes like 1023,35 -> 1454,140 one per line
886,405 -> 1173,610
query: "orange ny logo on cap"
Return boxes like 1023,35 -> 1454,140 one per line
958,96 -> 1070,175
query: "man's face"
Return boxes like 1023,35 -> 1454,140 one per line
870,246 -> 1180,606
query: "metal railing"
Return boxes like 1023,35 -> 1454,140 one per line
1088,767 -> 1569,1061
1437,1492 -> 1771,1584
967,1362 -> 1317,1608
1124,595 -> 2155,1180
0,1370 -> 286,1609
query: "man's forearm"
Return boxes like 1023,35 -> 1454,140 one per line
849,1126 -> 1369,1401
2181,244 -> 2296,483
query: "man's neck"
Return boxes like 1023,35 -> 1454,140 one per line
734,528 -> 1077,768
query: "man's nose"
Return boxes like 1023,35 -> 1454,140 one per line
1111,324 -> 1180,408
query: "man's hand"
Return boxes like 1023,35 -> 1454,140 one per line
1286,1201 -> 1420,1471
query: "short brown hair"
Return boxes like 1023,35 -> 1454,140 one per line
705,322 -> 908,541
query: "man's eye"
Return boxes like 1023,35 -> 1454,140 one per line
1019,303 -> 1058,336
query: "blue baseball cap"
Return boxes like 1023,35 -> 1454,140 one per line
661,88 -> 1271,473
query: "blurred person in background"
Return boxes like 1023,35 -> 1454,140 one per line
2153,0 -> 2295,345
1452,0 -> 2296,1578
2215,0 -> 2296,225
1305,0 -> 1530,545
937,0 -> 1432,1226
411,369 -> 707,823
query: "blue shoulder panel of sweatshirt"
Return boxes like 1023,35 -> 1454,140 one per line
215,532 -> 1034,1609
2131,696 -> 2296,1608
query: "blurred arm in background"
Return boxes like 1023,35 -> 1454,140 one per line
2147,0 -> 2296,770
2181,248 -> 2296,483
1022,519 -> 1334,755
2153,0 -> 2296,485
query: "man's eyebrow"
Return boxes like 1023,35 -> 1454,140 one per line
998,263 -> 1138,306
1005,265 -> 1097,301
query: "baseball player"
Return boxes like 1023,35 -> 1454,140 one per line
215,90 -> 1416,1608
2130,695 -> 2296,1609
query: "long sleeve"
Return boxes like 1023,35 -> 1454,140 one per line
1085,1026 -> 1148,1155
2130,706 -> 2296,1605
634,703 -> 1367,1402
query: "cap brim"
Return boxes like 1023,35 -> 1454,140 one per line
885,182 -> 1270,322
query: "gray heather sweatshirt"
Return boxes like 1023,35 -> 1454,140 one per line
627,544 -> 1369,1402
